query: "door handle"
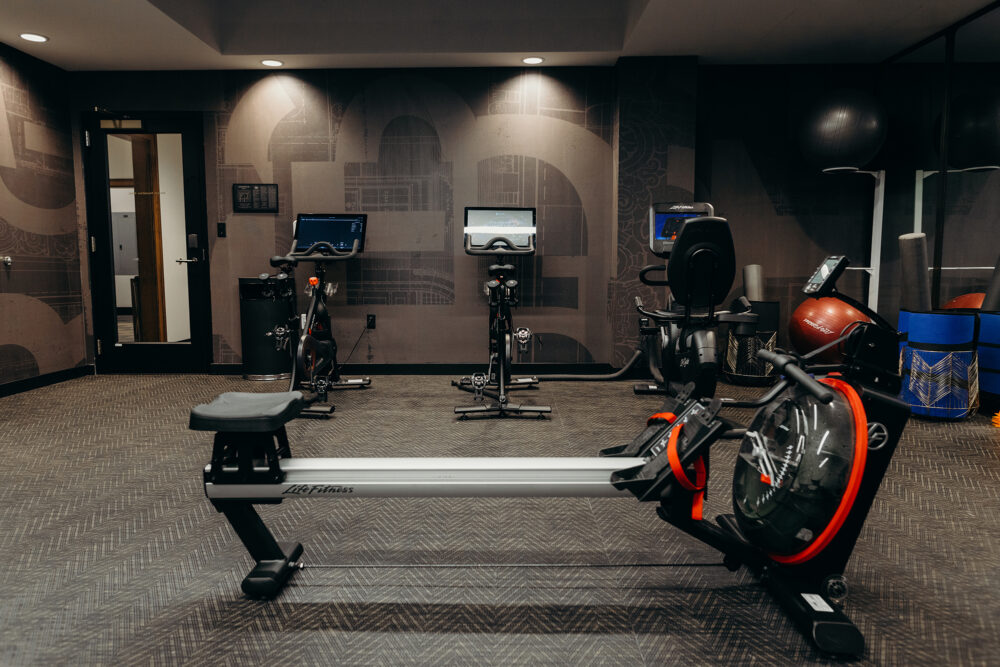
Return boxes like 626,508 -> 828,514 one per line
176,257 -> 198,264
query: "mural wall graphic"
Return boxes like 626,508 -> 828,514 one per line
211,68 -> 626,365
0,45 -> 85,387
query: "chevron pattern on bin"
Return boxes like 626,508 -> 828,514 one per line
0,374 -> 998,664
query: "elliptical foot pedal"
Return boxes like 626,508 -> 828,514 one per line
241,541 -> 304,598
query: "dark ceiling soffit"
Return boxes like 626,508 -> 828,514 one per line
148,0 -> 627,55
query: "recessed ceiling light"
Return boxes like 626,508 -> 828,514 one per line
522,57 -> 544,65
20,33 -> 49,43
261,59 -> 284,67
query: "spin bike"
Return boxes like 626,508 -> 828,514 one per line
452,213 -> 550,418
268,213 -> 371,417
190,254 -> 908,658
631,203 -> 756,399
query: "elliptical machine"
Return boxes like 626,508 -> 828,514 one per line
453,207 -> 551,418
269,213 -> 371,417
632,203 -> 756,398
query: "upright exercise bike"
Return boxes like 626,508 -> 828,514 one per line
632,203 -> 756,398
269,213 -> 371,417
453,207 -> 551,418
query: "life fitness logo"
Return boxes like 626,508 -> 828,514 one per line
802,317 -> 835,335
669,204 -> 696,210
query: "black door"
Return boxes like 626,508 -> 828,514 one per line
83,112 -> 212,372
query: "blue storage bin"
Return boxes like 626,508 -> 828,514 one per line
899,311 -> 979,420
979,312 -> 1000,400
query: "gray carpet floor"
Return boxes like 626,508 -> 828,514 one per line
1,374 -> 998,665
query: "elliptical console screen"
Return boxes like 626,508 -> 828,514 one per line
294,213 -> 367,253
803,255 -> 849,295
464,207 -> 536,249
649,202 -> 714,256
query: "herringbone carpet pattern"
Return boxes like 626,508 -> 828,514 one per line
0,374 -> 998,665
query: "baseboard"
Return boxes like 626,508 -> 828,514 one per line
208,363 -> 626,377
210,363 -> 243,375
343,363 -> 624,376
0,365 -> 95,397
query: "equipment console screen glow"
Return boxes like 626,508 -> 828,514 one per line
654,212 -> 701,242
294,213 -> 367,253
464,207 -> 536,249
648,202 -> 714,256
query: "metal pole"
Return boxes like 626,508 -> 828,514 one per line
868,170 -> 886,312
930,31 -> 955,309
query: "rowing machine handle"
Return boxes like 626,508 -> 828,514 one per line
756,350 -> 834,404
639,264 -> 668,286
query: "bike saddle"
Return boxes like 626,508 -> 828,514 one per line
488,263 -> 515,278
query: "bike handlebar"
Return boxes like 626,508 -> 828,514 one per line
465,234 -> 536,256
756,349 -> 835,404
270,239 -> 360,267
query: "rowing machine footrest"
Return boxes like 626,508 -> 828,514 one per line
242,541 -> 304,598
610,399 -> 724,501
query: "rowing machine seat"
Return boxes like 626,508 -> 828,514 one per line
189,391 -> 306,432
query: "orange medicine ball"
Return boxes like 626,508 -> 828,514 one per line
788,297 -> 871,362
941,292 -> 985,310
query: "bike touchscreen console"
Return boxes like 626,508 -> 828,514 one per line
648,202 -> 714,257
464,207 -> 536,249
294,213 -> 367,253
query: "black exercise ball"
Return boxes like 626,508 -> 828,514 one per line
798,89 -> 887,170
947,92 -> 1000,169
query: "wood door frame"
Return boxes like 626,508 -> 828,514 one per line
125,133 -> 168,341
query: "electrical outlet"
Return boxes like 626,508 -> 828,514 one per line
366,314 -> 376,329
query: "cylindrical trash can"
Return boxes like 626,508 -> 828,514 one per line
724,300 -> 780,386
239,276 -> 296,380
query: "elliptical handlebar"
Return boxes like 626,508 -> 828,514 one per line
465,234 -> 535,256
270,239 -> 361,267
638,264 -> 668,286
756,349 -> 834,404
634,296 -> 672,321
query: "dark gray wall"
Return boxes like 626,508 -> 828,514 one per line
73,61 -> 696,367
697,63 -> 999,343
4,46 -> 993,378
0,44 -> 85,387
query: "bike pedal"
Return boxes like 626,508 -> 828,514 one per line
471,373 -> 487,400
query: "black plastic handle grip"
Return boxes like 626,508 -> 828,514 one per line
638,264 -> 669,286
756,349 -> 835,404
270,239 -> 360,267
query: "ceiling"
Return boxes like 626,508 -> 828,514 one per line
1,0 -> 998,71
